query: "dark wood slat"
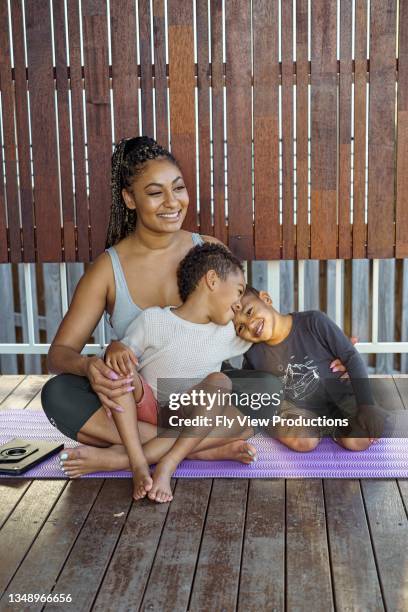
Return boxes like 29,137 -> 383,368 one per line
168,0 -> 198,233
189,479 -> 248,610
140,480 -> 211,611
225,1 -> 253,259
0,0 -> 22,262
1,480 -> 102,610
353,0 -> 368,258
338,0 -> 353,259
138,0 -> 154,137
44,480 -> 132,612
196,0 -> 212,237
0,480 -> 31,530
310,1 -> 337,259
393,376 -> 408,409
286,480 -> 333,611
10,0 -> 35,262
367,0 -> 396,258
0,102 -> 7,261
210,0 -> 227,244
253,0 -> 280,260
110,0 -> 139,141
281,0 -> 295,259
25,0 -> 61,262
67,0 -> 90,262
82,0 -> 112,260
296,0 -> 309,260
324,480 -> 384,611
238,480 -> 284,611
53,0 -> 76,262
396,0 -> 408,257
361,479 -> 408,611
0,480 -> 66,595
93,481 -> 174,611
152,0 -> 169,148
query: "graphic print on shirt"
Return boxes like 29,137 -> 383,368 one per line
282,355 -> 320,402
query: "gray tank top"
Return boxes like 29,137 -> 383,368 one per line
105,232 -> 204,339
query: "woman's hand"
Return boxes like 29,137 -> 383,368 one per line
330,336 -> 359,379
105,340 -> 138,377
85,356 -> 135,419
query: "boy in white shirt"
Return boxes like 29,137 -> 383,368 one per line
103,244 -> 254,503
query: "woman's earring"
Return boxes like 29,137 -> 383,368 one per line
125,208 -> 129,224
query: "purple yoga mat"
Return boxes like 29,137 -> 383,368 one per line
0,410 -> 407,478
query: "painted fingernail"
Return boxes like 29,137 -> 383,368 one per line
115,406 -> 125,412
110,373 -> 119,380
127,386 -> 135,392
60,452 -> 68,460
247,450 -> 254,457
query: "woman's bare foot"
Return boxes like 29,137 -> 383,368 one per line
148,456 -> 177,503
188,439 -> 258,464
59,444 -> 130,478
132,464 -> 153,500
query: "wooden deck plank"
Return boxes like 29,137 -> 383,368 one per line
0,480 -> 66,596
369,376 -> 405,413
238,479 -> 285,612
25,376 -> 53,411
1,480 -> 102,611
188,479 -> 248,611
392,375 -> 408,409
0,375 -> 51,411
0,376 -> 26,405
286,480 -> 334,611
361,479 -> 408,611
93,481 -> 175,611
0,480 -> 31,530
44,480 -> 132,612
324,480 -> 384,611
140,480 -> 212,611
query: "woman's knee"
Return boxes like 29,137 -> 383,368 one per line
203,371 -> 232,391
337,437 -> 373,451
282,436 -> 320,452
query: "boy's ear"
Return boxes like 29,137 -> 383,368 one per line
205,269 -> 218,290
258,290 -> 273,305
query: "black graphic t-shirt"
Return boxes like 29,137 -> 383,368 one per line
242,310 -> 374,413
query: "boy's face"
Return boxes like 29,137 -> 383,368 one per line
233,291 -> 274,342
209,269 -> 246,325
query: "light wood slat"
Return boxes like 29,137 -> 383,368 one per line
0,376 -> 51,411
0,376 -> 26,405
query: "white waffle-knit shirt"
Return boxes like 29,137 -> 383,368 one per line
121,306 -> 251,402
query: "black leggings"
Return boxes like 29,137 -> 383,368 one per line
41,369 -> 283,441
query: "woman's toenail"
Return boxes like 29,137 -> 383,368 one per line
60,452 -> 68,460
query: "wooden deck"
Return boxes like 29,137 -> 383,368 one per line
0,375 -> 408,611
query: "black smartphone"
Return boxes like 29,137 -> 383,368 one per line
0,438 -> 64,475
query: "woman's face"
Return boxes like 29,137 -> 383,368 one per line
122,158 -> 189,233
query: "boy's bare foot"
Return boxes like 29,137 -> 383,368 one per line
148,457 -> 177,503
189,439 -> 257,464
59,444 -> 130,478
132,464 -> 153,500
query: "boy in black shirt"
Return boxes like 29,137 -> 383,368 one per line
233,287 -> 383,452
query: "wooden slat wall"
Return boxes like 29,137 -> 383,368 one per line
0,0 -> 403,262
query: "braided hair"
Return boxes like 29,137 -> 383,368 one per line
105,136 -> 178,248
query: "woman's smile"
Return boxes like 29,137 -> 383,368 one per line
157,210 -> 182,221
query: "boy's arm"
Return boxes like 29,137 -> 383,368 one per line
312,311 -> 375,406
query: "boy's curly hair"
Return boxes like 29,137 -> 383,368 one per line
177,243 -> 244,302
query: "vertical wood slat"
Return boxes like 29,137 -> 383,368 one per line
53,0 -> 76,262
253,0 -> 280,260
138,0 -> 154,137
281,0 -> 295,259
295,0 -> 309,260
110,0 -> 139,141
0,1 -> 22,262
167,0 -> 197,232
25,0 -> 61,262
210,0 -> 227,244
10,0 -> 35,262
352,0 -> 368,258
67,0 -> 90,262
196,0 -> 212,237
153,0 -> 169,148
338,0 -> 353,259
82,0 -> 112,259
396,0 -> 408,257
367,0 -> 396,258
225,0 -> 253,259
310,0 -> 337,260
